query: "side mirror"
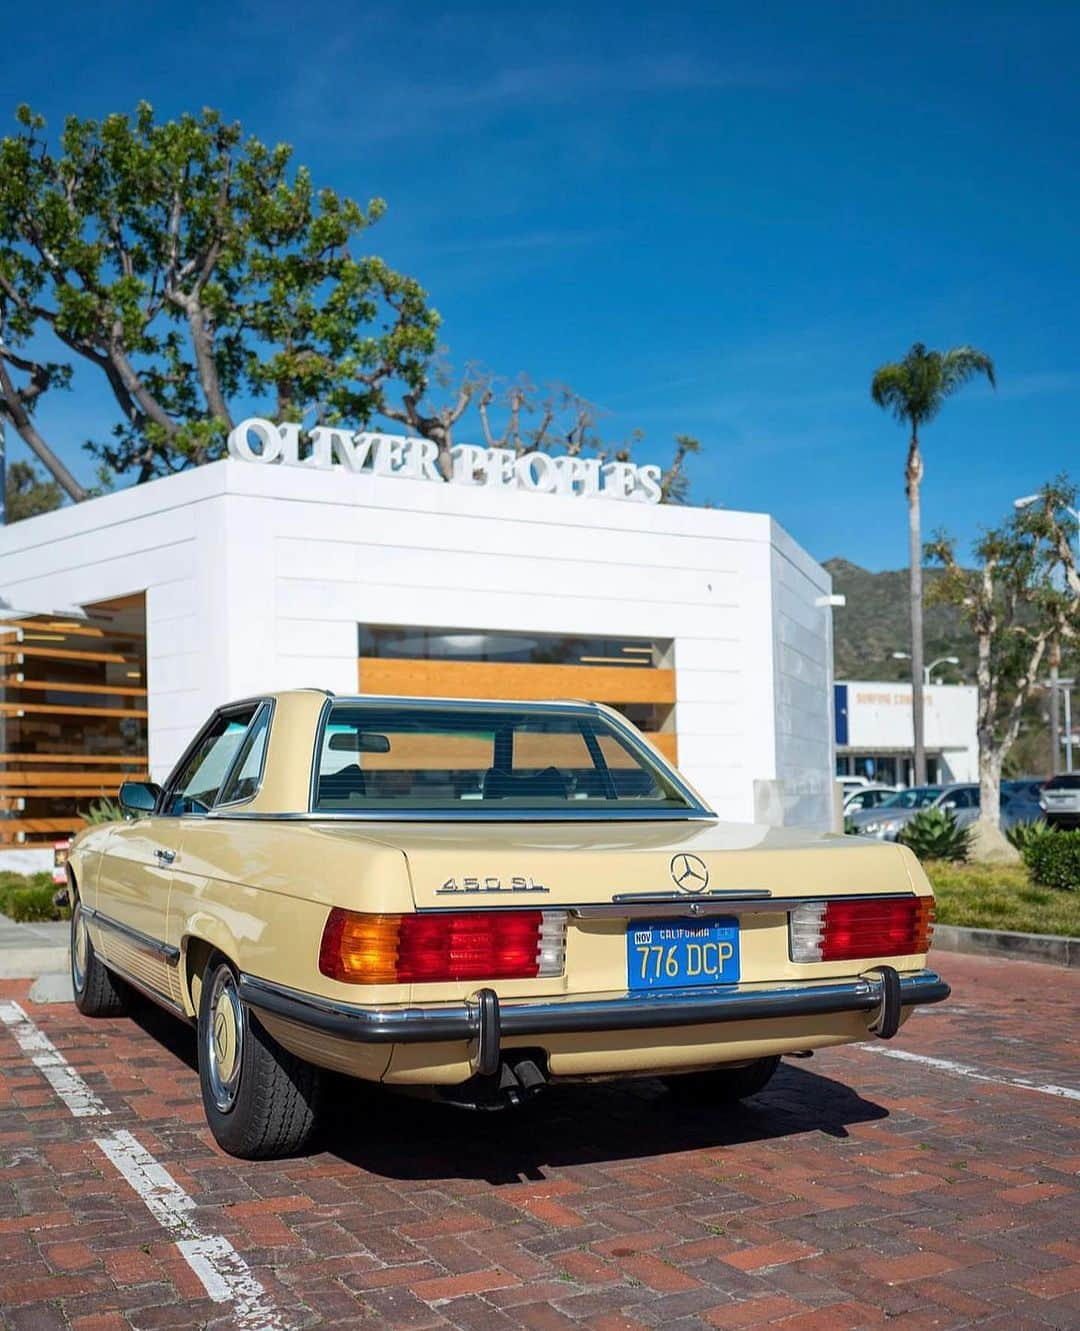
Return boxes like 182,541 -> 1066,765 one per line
119,781 -> 160,814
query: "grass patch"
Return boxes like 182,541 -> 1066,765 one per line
0,870 -> 69,924
925,860 -> 1080,938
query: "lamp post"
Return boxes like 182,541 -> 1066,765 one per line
892,650 -> 960,685
1014,492 -> 1080,774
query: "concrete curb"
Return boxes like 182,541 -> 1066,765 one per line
0,947 -> 68,979
935,923 -> 1078,968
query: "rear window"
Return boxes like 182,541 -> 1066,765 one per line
1044,775 -> 1080,790
311,702 -> 699,816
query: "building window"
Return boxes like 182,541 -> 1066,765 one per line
357,624 -> 677,763
0,595 -> 147,847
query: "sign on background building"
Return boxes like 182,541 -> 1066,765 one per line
227,418 -> 664,503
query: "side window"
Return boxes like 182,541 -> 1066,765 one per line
217,705 -> 272,805
165,708 -> 258,814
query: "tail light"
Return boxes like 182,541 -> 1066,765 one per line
319,908 -> 567,984
790,896 -> 933,963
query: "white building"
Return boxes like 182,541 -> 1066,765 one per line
834,680 -> 978,786
0,443 -> 840,857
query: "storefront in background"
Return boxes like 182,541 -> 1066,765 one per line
0,433 -> 839,859
834,680 -> 978,787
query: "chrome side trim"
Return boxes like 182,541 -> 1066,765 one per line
574,891 -> 915,920
101,958 -> 190,1021
209,809 -> 718,823
82,906 -> 180,965
237,970 -> 951,1046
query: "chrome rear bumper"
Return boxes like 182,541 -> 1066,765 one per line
238,968 -> 950,1069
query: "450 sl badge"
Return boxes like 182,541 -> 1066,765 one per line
437,876 -> 549,894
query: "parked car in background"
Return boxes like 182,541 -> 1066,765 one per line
847,784 -> 980,840
1039,774 -> 1080,828
1001,778 -> 1048,831
843,785 -> 899,815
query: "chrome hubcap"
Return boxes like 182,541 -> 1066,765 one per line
205,968 -> 243,1112
71,903 -> 88,992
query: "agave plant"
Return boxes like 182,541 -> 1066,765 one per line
1006,818 -> 1056,852
897,807 -> 973,863
80,796 -> 124,825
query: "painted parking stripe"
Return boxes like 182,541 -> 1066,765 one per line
860,1044 -> 1080,1101
0,1000 -> 288,1331
97,1130 -> 287,1328
0,999 -> 109,1117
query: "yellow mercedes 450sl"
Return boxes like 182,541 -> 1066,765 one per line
67,690 -> 948,1158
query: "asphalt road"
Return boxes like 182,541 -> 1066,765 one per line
0,951 -> 1077,1331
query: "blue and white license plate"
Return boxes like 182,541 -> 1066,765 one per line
627,918 -> 740,991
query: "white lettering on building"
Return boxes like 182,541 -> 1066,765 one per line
226,418 -> 663,504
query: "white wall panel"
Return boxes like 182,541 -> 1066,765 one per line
0,459 -> 835,828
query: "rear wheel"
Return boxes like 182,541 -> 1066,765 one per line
71,895 -> 129,1017
663,1056 -> 780,1104
197,956 -> 323,1159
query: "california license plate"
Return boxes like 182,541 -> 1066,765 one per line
627,918 -> 740,991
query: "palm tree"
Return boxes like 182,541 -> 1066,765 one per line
871,343 -> 996,784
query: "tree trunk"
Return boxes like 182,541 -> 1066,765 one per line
906,429 -> 926,785
1048,636 -> 1061,774
0,361 -> 87,503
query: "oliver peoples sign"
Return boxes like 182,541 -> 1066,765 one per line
226,418 -> 662,504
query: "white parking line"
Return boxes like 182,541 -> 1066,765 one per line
97,1130 -> 287,1328
0,1000 -> 288,1330
0,999 -> 109,1117
859,1044 -> 1080,1101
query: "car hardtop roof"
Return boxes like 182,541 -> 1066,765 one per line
263,690 -> 611,712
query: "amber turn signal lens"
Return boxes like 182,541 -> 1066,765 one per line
319,909 -> 402,984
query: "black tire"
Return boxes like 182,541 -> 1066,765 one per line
663,1056 -> 780,1104
197,955 -> 323,1159
71,895 -> 129,1017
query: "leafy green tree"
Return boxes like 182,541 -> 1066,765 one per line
871,342 -> 996,783
0,103 -> 438,495
927,478 -> 1080,855
5,458 -> 63,521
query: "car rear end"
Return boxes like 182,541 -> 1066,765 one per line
254,824 -> 946,1097
1039,775 -> 1080,828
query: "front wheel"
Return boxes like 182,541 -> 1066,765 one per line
71,896 -> 129,1017
663,1056 -> 780,1104
197,956 -> 323,1159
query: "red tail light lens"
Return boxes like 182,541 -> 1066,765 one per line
790,896 -> 934,963
319,909 -> 567,984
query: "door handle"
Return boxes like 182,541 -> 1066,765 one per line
153,848 -> 176,865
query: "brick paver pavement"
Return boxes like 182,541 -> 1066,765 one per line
0,951 -> 1077,1330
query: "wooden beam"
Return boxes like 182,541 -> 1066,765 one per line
0,678 -> 147,697
0,753 -> 146,765
0,771 -> 141,788
0,702 -> 148,719
0,645 -> 132,665
358,657 -> 676,704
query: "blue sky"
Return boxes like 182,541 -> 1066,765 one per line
5,1 -> 1078,569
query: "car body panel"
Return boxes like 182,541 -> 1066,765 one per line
69,690 -> 946,1086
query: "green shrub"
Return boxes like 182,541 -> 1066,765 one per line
0,871 -> 68,922
898,807 -> 973,862
1006,818 -> 1056,852
5,885 -> 63,923
1022,829 -> 1080,891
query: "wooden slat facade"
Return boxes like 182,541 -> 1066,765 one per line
1,599 -> 147,847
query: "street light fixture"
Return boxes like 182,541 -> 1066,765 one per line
892,650 -> 960,684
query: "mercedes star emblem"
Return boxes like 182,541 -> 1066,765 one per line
670,852 -> 710,893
